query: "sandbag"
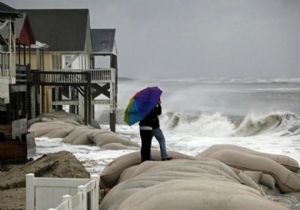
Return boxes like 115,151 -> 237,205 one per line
100,160 -> 288,210
100,151 -> 194,188
118,165 -> 140,183
286,192 -> 300,202
28,111 -> 84,126
260,173 -> 276,189
29,113 -> 139,150
197,144 -> 299,172
117,181 -> 286,210
89,131 -> 138,147
119,160 -> 241,185
29,121 -> 74,138
119,161 -> 161,183
238,171 -> 264,194
244,171 -> 262,183
101,143 -> 138,150
206,150 -> 300,193
63,126 -> 96,145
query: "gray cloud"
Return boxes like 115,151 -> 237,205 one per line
4,0 -> 300,79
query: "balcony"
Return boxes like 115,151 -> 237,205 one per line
51,68 -> 116,84
0,51 -> 16,83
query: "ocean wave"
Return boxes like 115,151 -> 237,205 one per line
160,112 -> 236,137
234,111 -> 300,137
160,111 -> 300,137
120,77 -> 300,85
96,105 -> 300,138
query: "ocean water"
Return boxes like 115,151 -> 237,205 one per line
36,78 -> 300,173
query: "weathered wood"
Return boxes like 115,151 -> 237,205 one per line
52,100 -> 79,106
110,112 -> 116,132
29,69 -> 116,129
0,141 -> 27,163
30,71 -> 91,86
93,99 -> 110,104
92,83 -> 110,98
84,86 -> 88,125
0,124 -> 12,139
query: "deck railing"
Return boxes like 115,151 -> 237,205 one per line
31,68 -> 115,86
55,68 -> 116,83
0,51 -> 15,79
87,68 -> 115,83
30,71 -> 91,86
26,173 -> 100,210
16,65 -> 29,84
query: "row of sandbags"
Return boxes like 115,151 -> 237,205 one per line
197,144 -> 300,193
28,111 -> 97,127
99,144 -> 300,210
28,112 -> 139,150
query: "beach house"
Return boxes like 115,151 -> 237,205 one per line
21,9 -> 118,130
20,9 -> 92,115
0,2 -> 35,162
91,28 -> 118,131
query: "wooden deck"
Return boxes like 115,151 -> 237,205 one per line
29,68 -> 117,130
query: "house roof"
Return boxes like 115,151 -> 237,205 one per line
0,2 -> 21,18
0,13 -> 35,45
91,29 -> 115,54
21,9 -> 90,51
16,15 -> 36,45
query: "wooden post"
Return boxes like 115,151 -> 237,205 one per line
70,88 -> 76,113
26,64 -> 31,119
29,45 -> 31,67
84,85 -> 88,125
36,49 -> 40,70
23,44 -> 26,65
110,113 -> 116,132
41,50 -> 45,70
18,43 -> 21,65
87,72 -> 92,125
110,55 -> 118,132
41,85 -> 45,114
109,69 -> 116,132
34,79 -> 39,117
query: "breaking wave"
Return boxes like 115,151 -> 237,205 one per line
96,104 -> 300,138
160,112 -> 236,137
159,111 -> 300,137
235,112 -> 300,137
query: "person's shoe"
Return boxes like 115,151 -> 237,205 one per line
162,157 -> 173,161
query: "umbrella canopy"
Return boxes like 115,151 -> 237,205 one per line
124,86 -> 162,126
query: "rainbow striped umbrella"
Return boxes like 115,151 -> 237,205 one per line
124,86 -> 162,126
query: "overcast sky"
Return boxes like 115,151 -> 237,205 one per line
4,0 -> 300,79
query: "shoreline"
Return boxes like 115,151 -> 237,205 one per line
1,112 -> 300,209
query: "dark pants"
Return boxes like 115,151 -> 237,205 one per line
139,129 -> 153,162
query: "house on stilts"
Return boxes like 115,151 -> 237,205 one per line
0,2 -> 36,163
91,28 -> 118,131
0,3 -> 119,163
21,9 -> 118,131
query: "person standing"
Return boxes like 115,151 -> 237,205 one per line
151,103 -> 171,160
139,108 -> 155,162
139,103 -> 171,161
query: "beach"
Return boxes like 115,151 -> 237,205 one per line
2,78 -> 300,209
1,0 -> 300,209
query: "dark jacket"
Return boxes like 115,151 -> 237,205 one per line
139,104 -> 161,129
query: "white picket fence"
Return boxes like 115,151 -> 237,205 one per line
26,173 -> 100,210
